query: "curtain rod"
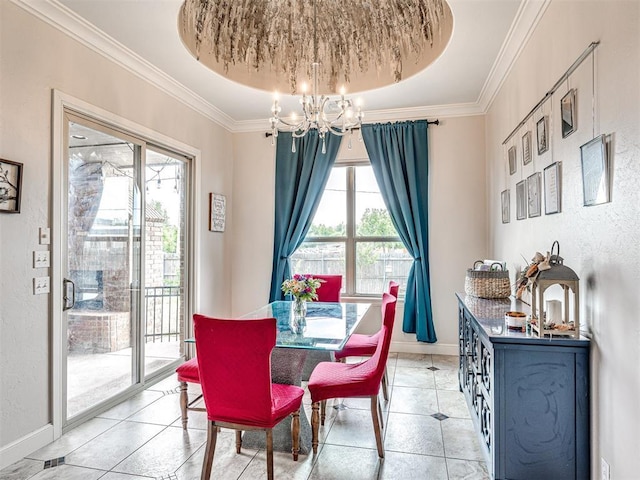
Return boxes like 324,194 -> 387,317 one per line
502,41 -> 600,145
264,119 -> 439,138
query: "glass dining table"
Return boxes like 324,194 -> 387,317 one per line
187,300 -> 371,454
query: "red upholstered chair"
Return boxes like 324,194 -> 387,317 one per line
307,293 -> 397,458
334,281 -> 399,400
176,357 -> 204,429
309,274 -> 342,302
194,314 -> 304,480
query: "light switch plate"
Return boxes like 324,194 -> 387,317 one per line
33,277 -> 50,295
33,251 -> 50,268
39,227 -> 51,245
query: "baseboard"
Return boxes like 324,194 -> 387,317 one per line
0,424 -> 53,470
390,340 -> 459,356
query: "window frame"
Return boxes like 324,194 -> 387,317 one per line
301,160 -> 403,297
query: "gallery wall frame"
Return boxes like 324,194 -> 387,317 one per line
536,116 -> 549,155
527,172 -> 542,218
522,131 -> 532,165
501,189 -> 510,224
544,161 -> 562,214
561,89 -> 577,138
0,158 -> 23,213
508,146 -> 517,175
516,180 -> 527,220
209,192 -> 226,232
580,135 -> 610,206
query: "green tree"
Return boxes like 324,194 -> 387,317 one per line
357,208 -> 396,237
163,225 -> 178,253
307,222 -> 345,237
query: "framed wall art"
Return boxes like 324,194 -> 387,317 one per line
0,158 -> 23,214
544,161 -> 561,214
527,172 -> 542,218
561,89 -> 577,138
209,193 -> 226,232
580,135 -> 610,206
516,180 -> 527,220
508,146 -> 517,175
501,189 -> 510,224
522,131 -> 532,165
536,116 -> 549,155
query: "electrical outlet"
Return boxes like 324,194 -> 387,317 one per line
33,251 -> 50,268
601,457 -> 610,480
39,227 -> 50,245
33,277 -> 50,295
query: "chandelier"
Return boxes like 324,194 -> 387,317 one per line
178,0 -> 451,143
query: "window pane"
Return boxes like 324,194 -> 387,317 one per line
356,242 -> 412,295
290,242 -> 345,279
355,166 -> 395,237
308,167 -> 346,237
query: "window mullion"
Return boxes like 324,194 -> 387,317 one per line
345,166 -> 356,296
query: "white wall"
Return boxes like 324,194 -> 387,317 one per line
231,115 -> 488,354
486,1 -> 640,477
0,1 -> 233,457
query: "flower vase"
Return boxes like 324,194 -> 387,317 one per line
293,297 -> 307,333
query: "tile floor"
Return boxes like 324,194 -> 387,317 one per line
1,353 -> 489,480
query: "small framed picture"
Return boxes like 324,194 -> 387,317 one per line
516,180 -> 527,220
527,172 -> 542,218
561,89 -> 577,138
209,193 -> 226,232
522,131 -> 532,165
501,189 -> 510,224
536,116 -> 549,155
0,158 -> 23,213
580,135 -> 610,206
544,162 -> 561,214
508,146 -> 517,175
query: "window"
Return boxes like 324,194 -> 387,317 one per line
290,163 -> 411,296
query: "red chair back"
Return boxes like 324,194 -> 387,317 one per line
388,281 -> 400,299
193,314 -> 276,426
380,292 -> 397,335
309,274 -> 342,302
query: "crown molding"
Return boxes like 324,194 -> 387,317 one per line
233,102 -> 485,134
11,0 -> 236,131
477,0 -> 551,112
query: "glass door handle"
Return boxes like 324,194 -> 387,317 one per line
63,278 -> 75,311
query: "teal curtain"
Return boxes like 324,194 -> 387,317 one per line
269,131 -> 342,301
361,120 -> 436,343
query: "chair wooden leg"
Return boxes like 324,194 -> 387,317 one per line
377,395 -> 384,430
291,409 -> 300,461
311,402 -> 320,454
381,367 -> 389,402
320,400 -> 327,425
265,429 -> 274,480
179,381 -> 189,430
235,430 -> 242,453
370,396 -> 384,458
200,421 -> 217,480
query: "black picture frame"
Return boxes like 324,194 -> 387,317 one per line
527,172 -> 542,218
544,161 -> 561,214
580,135 -> 610,206
522,131 -> 532,165
561,89 -> 577,138
501,189 -> 510,224
516,180 -> 527,220
0,158 -> 23,214
508,146 -> 517,175
536,116 -> 549,155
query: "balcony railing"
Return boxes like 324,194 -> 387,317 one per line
144,286 -> 183,343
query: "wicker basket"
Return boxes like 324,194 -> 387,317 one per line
464,261 -> 511,299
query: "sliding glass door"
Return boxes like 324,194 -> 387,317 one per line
63,114 -> 189,426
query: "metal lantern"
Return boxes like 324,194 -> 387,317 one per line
530,241 -> 580,339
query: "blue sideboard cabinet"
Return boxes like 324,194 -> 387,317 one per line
456,293 -> 590,479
